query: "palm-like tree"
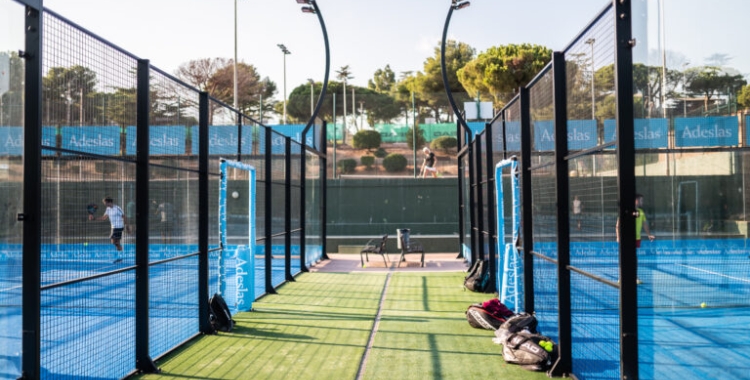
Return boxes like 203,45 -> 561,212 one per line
336,65 -> 353,144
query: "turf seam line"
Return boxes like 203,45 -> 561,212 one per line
356,272 -> 392,380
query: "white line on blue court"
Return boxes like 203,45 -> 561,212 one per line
676,264 -> 750,283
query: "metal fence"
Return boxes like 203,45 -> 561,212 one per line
459,1 -> 750,379
0,1 -> 326,379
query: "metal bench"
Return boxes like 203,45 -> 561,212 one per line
360,234 -> 389,267
397,234 -> 424,267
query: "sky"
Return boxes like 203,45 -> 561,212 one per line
5,0 -> 750,100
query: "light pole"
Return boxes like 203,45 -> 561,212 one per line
585,38 -> 595,120
440,0 -> 471,134
308,78 -> 315,118
234,0 -> 239,111
295,0 -> 331,133
277,44 -> 291,125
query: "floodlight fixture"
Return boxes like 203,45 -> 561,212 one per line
453,1 -> 470,10
293,0 -> 330,133
277,44 -> 291,55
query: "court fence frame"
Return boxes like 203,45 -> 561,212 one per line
459,1 -> 749,379
3,1 -> 327,378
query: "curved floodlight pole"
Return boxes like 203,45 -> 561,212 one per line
441,0 -> 471,133
299,0 -> 330,134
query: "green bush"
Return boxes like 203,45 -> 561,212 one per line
374,147 -> 387,158
430,136 -> 458,152
352,130 -> 382,151
405,126 -> 426,150
382,153 -> 407,172
337,158 -> 357,174
361,155 -> 375,168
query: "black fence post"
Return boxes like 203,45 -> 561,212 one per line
284,137 -> 293,281
320,122 -> 329,260
615,0 -> 639,378
468,144 -> 477,263
264,127 -> 275,295
484,123 -> 498,292
519,87 -> 535,314
198,92 -> 211,334
135,59 -> 158,373
22,3 -> 43,378
300,138 -> 308,272
549,51 -> 572,378
475,137 -> 485,262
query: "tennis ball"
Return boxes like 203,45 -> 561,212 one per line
700,302 -> 707,308
84,242 -> 88,246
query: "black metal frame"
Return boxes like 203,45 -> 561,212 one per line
21,3 -> 43,378
460,1 -> 639,378
14,2 -> 328,376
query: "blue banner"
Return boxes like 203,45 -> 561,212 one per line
0,126 -> 23,155
467,121 -> 485,136
603,118 -> 668,149
534,120 -> 597,151
493,121 -> 521,151
271,124 -> 313,147
674,116 -> 738,147
61,126 -> 120,156
127,126 -> 189,155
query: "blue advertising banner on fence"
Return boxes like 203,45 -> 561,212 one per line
127,126 -> 188,155
533,120 -> 597,151
603,118 -> 668,149
0,126 -> 23,155
61,126 -> 120,156
493,120 -> 521,151
271,124 -> 313,147
674,116 -> 738,147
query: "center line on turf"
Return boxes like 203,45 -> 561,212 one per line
356,272 -> 392,380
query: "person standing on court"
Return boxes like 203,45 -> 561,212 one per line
420,147 -> 438,178
573,195 -> 583,230
90,196 -> 127,258
156,200 -> 175,244
616,193 -> 653,284
616,193 -> 655,247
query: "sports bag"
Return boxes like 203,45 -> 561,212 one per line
502,330 -> 558,371
495,312 -> 538,345
209,293 -> 235,333
464,259 -> 491,292
465,298 -> 515,330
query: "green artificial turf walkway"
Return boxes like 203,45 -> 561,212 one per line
132,272 -> 548,380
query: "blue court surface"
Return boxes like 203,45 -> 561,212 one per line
2,240 -> 748,379
0,243 -> 315,379
528,240 -> 750,380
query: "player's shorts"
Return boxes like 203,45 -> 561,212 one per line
111,228 -> 124,240
424,166 -> 437,173
635,239 -> 641,248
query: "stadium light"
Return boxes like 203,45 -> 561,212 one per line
295,0 -> 330,133
453,1 -> 470,10
441,0 -> 471,134
277,44 -> 291,124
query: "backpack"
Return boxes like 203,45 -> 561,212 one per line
209,293 -> 235,333
495,312 -> 538,345
464,259 -> 491,292
465,299 -> 515,330
502,330 -> 558,371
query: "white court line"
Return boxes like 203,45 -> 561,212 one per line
675,264 -> 750,283
0,284 -> 22,292
356,272 -> 392,380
